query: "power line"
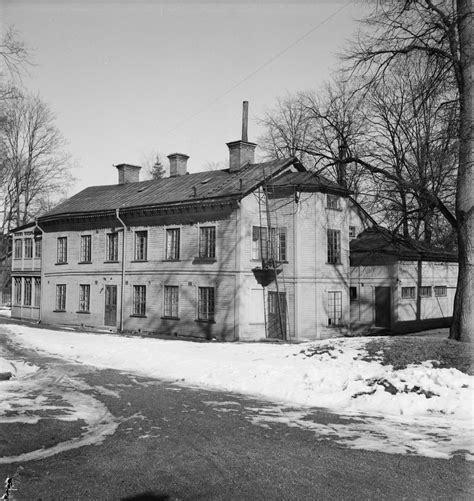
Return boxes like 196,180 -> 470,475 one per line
164,1 -> 352,136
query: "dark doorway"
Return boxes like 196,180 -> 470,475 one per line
375,286 -> 391,328
104,285 -> 117,326
267,291 -> 287,340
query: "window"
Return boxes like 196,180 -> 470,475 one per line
199,226 -> 216,259
134,231 -> 148,261
133,285 -> 146,316
106,233 -> 119,261
14,239 -> 22,259
327,229 -> 341,264
166,229 -> 180,260
198,287 -> 215,321
349,226 -> 356,239
24,278 -> 32,306
78,284 -> 90,312
34,277 -> 41,306
80,235 -> 92,262
35,238 -> 42,258
56,284 -> 66,311
57,237 -> 67,263
164,285 -> 179,318
419,286 -> 432,298
349,286 -> 358,301
327,194 -> 340,210
328,291 -> 342,326
252,226 -> 287,262
24,238 -> 33,259
14,277 -> 22,305
434,285 -> 447,297
401,287 -> 416,299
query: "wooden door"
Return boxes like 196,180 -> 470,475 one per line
267,291 -> 287,340
375,286 -> 391,328
104,285 -> 117,326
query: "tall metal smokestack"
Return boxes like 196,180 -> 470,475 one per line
241,101 -> 249,142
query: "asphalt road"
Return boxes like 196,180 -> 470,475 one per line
0,331 -> 473,501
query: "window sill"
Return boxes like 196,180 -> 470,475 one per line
76,310 -> 90,314
55,262 -> 68,265
195,318 -> 216,324
131,260 -> 148,263
326,262 -> 342,265
78,261 -> 92,265
326,207 -> 342,211
130,314 -> 147,318
193,257 -> 216,264
162,259 -> 181,262
104,260 -> 119,263
53,309 -> 66,313
161,316 -> 180,320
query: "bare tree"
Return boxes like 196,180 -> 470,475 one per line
1,92 -> 73,231
345,0 -> 472,342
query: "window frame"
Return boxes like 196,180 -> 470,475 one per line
57,237 -> 68,264
199,226 -> 216,260
326,194 -> 340,210
251,226 -> 287,262
34,237 -> 42,258
134,231 -> 148,261
197,286 -> 215,322
80,235 -> 92,263
14,277 -> 22,305
349,226 -> 357,239
163,285 -> 179,318
165,228 -> 180,261
23,277 -> 32,306
106,232 -> 119,262
401,286 -> 416,299
328,291 -> 342,326
327,229 -> 341,264
78,284 -> 91,313
24,238 -> 33,259
34,277 -> 41,307
349,286 -> 358,301
55,284 -> 66,311
14,239 -> 22,259
434,285 -> 447,297
132,285 -> 146,316
419,286 -> 432,298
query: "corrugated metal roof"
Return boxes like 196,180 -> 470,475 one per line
41,158 -> 298,220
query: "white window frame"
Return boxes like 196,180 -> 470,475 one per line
80,235 -> 92,263
198,286 -> 215,322
165,228 -> 180,260
79,284 -> 91,312
328,291 -> 342,326
57,237 -> 67,264
164,285 -> 179,318
56,284 -> 66,311
134,231 -> 148,261
327,229 -> 341,264
106,232 -> 119,262
132,285 -> 146,316
199,226 -> 216,259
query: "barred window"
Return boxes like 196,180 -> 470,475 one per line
106,233 -> 119,261
79,284 -> 90,312
24,278 -> 32,306
34,277 -> 41,306
401,287 -> 416,299
434,285 -> 447,297
198,287 -> 215,321
133,285 -> 146,316
166,229 -> 180,260
14,277 -> 22,305
164,285 -> 179,318
327,194 -> 340,209
35,238 -> 42,258
80,235 -> 92,262
419,286 -> 432,298
199,226 -> 216,259
14,239 -> 22,259
57,237 -> 67,263
134,231 -> 148,261
328,291 -> 342,326
56,284 -> 66,311
24,238 -> 33,259
327,229 -> 341,264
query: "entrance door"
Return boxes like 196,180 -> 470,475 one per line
375,286 -> 391,328
104,285 -> 117,326
267,291 -> 287,340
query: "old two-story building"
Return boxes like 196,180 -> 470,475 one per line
10,106 -> 458,341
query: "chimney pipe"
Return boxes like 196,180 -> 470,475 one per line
168,153 -> 189,177
242,101 -> 248,142
115,163 -> 141,184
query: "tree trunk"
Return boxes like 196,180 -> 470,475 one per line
450,0 -> 473,342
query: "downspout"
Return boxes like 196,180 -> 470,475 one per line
116,209 -> 127,332
34,218 -> 44,323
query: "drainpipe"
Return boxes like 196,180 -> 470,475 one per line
116,209 -> 127,332
34,219 -> 44,323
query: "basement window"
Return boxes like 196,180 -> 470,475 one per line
419,286 -> 432,298
434,286 -> 447,297
401,287 -> 416,299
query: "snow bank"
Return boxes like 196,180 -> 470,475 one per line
2,322 -> 473,460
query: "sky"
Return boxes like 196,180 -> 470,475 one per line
2,0 -> 369,193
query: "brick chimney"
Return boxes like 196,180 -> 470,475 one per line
168,153 -> 189,177
227,101 -> 256,172
116,163 -> 141,184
